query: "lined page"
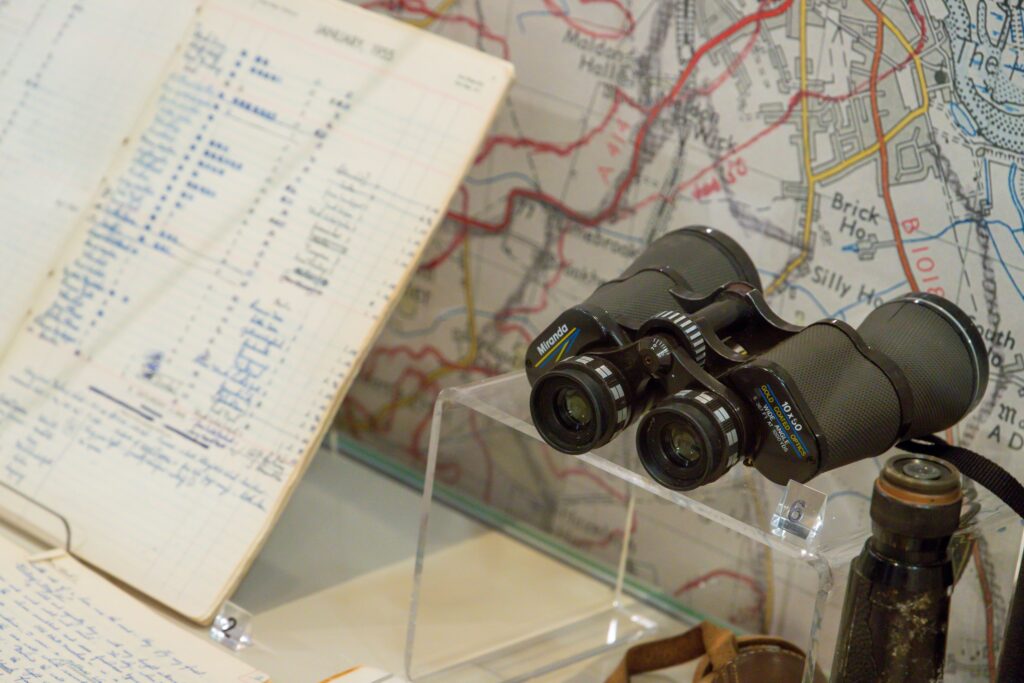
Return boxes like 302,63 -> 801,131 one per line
0,0 -> 512,620
0,0 -> 198,347
0,536 -> 268,682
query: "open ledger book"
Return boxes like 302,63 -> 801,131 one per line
0,0 -> 510,651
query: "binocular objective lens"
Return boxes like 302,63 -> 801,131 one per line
555,387 -> 594,430
660,422 -> 704,467
900,459 -> 943,481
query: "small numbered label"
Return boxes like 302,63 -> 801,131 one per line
210,601 -> 253,652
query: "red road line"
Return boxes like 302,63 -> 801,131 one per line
695,16 -> 764,96
408,0 -> 925,276
863,0 -> 918,290
496,319 -> 535,343
450,0 -> 790,327
377,0 -> 783,403
420,186 -> 470,271
541,0 -> 636,41
541,448 -> 628,503
498,225 -> 569,319
363,0 -> 511,59
475,88 -> 646,165
634,0 -> 927,210
674,568 -> 766,614
419,225 -> 466,271
605,0 -> 792,224
448,0 -> 793,236
631,42 -> 931,213
364,0 -> 932,461
499,1 -> 781,320
371,343 -> 458,366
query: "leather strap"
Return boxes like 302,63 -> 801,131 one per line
694,636 -> 821,683
603,622 -> 736,683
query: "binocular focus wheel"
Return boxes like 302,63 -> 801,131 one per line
644,310 -> 707,366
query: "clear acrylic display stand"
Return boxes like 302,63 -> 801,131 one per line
403,370 -> 1018,682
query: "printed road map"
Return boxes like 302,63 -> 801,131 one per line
342,1 -> 1024,677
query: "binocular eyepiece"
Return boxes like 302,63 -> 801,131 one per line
525,226 -> 988,490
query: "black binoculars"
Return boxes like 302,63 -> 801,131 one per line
524,226 -> 988,490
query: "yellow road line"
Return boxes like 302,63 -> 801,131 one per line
767,0 -> 814,294
814,14 -> 929,182
813,108 -> 924,182
318,666 -> 362,683
407,0 -> 459,28
768,2 -> 930,293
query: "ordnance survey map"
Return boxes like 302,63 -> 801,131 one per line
343,0 -> 1024,677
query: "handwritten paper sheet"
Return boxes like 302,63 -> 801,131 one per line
0,536 -> 267,681
0,0 -> 512,620
0,0 -> 199,348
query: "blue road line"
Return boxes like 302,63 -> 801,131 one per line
992,222 -> 1024,300
595,226 -> 647,243
758,268 -> 832,317
830,280 -> 904,319
842,218 -> 1020,253
1010,163 -> 1024,228
842,217 -> 1024,302
949,101 -> 978,137
516,0 -> 568,32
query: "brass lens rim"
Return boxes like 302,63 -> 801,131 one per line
878,454 -> 962,506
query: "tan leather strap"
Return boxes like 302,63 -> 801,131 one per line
703,622 -> 738,670
603,622 -> 737,683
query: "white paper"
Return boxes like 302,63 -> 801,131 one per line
0,0 -> 511,621
0,536 -> 267,681
0,0 -> 198,349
